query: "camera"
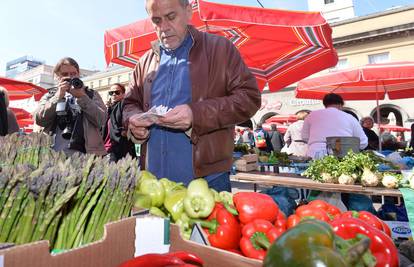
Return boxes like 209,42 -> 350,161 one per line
63,77 -> 84,89
56,100 -> 79,139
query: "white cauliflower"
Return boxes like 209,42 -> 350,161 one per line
338,173 -> 357,185
321,172 -> 337,183
361,167 -> 380,187
382,174 -> 399,189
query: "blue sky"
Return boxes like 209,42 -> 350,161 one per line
0,0 -> 413,75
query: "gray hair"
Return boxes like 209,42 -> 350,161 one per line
145,0 -> 189,9
360,116 -> 374,125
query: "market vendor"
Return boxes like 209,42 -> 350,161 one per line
123,0 -> 261,191
301,93 -> 368,158
301,93 -> 375,213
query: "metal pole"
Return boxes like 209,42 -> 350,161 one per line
376,81 -> 382,152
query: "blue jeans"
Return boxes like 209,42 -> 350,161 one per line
206,172 -> 231,192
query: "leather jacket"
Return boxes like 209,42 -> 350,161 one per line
123,26 -> 261,177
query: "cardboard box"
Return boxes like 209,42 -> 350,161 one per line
384,221 -> 413,239
170,224 -> 261,267
242,154 -> 258,163
234,159 -> 258,172
0,217 -> 136,267
0,216 -> 262,267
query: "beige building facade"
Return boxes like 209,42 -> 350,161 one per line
15,64 -> 97,90
82,65 -> 132,103
255,5 -> 414,138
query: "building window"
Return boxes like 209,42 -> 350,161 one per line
90,82 -> 94,89
108,77 -> 112,85
368,52 -> 389,64
117,75 -> 121,83
330,58 -> 348,72
98,80 -> 102,87
324,0 -> 334,4
128,73 -> 133,81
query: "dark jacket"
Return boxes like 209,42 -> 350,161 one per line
103,100 -> 136,161
269,130 -> 284,152
363,127 -> 379,150
123,26 -> 261,177
0,92 -> 7,136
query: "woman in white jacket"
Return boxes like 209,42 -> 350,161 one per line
283,111 -> 309,157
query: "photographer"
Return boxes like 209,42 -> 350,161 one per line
34,57 -> 107,156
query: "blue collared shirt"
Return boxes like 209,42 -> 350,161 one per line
147,34 -> 229,188
147,34 -> 195,185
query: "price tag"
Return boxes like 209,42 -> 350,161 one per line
135,216 -> 170,257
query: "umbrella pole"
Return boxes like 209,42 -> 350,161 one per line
376,81 -> 382,152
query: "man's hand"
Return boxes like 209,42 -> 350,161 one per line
158,104 -> 193,130
69,86 -> 87,99
128,114 -> 153,140
56,79 -> 71,99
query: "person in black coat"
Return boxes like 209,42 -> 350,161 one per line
0,90 -> 7,136
102,83 -> 136,162
268,124 -> 284,153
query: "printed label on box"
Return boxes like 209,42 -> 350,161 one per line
384,221 -> 412,239
135,216 -> 170,257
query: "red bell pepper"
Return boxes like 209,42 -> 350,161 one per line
340,211 -> 391,237
233,192 -> 279,224
286,205 -> 331,228
331,217 -> 399,267
240,219 -> 281,260
197,203 -> 241,250
307,200 -> 342,218
274,211 -> 287,235
118,251 -> 204,267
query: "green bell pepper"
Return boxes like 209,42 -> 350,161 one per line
210,189 -> 221,202
159,178 -> 185,196
149,207 -> 168,218
263,220 -> 372,267
164,189 -> 187,222
139,178 -> 165,208
175,213 -> 192,240
183,178 -> 215,219
219,191 -> 233,206
133,192 -> 153,209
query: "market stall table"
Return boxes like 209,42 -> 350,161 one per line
231,171 -> 403,197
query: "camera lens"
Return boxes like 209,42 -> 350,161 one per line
71,78 -> 84,89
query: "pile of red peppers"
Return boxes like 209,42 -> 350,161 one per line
121,193 -> 399,267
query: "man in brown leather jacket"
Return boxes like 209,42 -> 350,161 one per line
123,0 -> 261,191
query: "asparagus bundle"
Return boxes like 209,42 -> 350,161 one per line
0,133 -> 140,250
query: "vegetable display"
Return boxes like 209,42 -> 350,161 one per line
0,133 -> 139,250
303,151 -> 402,188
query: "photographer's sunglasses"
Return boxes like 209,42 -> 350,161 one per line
108,90 -> 122,96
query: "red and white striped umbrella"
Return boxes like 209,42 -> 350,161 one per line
265,114 -> 298,124
104,0 -> 337,91
295,61 -> 414,100
0,77 -> 47,101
